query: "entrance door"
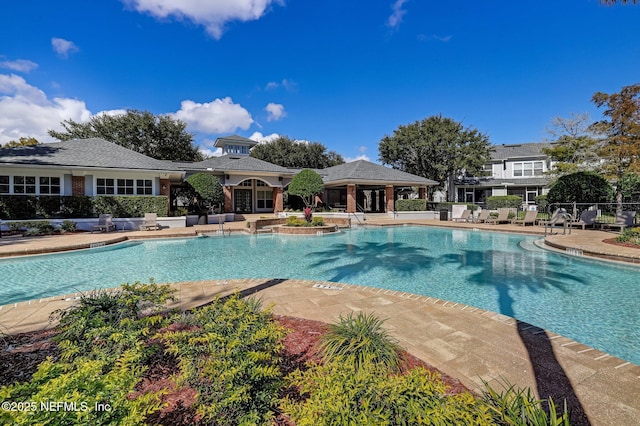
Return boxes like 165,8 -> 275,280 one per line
234,189 -> 252,213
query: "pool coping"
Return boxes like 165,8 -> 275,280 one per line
1,278 -> 639,425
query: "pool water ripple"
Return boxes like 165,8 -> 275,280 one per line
1,226 -> 638,365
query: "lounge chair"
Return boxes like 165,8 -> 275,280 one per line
569,210 -> 597,230
511,210 -> 538,226
92,214 -> 116,233
143,213 -> 160,231
601,211 -> 636,232
452,209 -> 472,222
472,209 -> 490,223
537,208 -> 567,227
485,208 -> 510,225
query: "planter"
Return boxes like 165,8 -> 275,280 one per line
273,225 -> 339,235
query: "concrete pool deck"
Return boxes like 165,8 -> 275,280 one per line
1,217 -> 639,425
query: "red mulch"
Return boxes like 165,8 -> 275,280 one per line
603,238 -> 640,249
1,315 -> 469,425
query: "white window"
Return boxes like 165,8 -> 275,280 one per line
14,176 -> 36,194
97,178 -> 115,195
136,179 -> 153,195
117,179 -> 135,195
225,144 -> 249,155
257,190 -> 273,209
513,161 -> 544,177
0,176 -> 8,194
39,177 -> 61,194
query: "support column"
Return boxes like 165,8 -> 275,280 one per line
223,186 -> 232,213
159,179 -> 171,215
385,185 -> 395,212
273,187 -> 283,213
347,184 -> 357,213
71,176 -> 85,196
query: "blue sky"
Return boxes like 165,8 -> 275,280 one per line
1,1 -> 639,162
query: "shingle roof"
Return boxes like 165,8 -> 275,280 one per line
490,142 -> 554,161
213,135 -> 259,148
0,138 -> 181,172
177,155 -> 292,174
321,160 -> 438,186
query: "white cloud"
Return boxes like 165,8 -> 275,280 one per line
387,0 -> 409,30
0,74 -> 91,145
123,0 -> 284,39
418,34 -> 452,42
265,102 -> 286,121
265,78 -> 297,92
345,154 -> 370,162
0,59 -> 38,73
250,131 -> 280,143
345,146 -> 370,162
51,38 -> 79,58
198,138 -> 223,158
173,97 -> 253,133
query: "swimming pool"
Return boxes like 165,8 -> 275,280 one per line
1,226 -> 639,365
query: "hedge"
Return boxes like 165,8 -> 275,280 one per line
0,195 -> 168,219
486,196 -> 522,209
396,199 -> 427,211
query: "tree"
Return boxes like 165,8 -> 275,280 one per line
287,169 -> 324,207
546,171 -> 613,206
378,115 -> 492,200
48,110 -> 203,161
184,173 -> 224,212
1,137 -> 39,148
250,136 -> 344,168
590,83 -> 640,211
542,113 -> 599,176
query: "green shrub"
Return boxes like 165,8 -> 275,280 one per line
8,220 -> 54,235
486,196 -> 523,209
161,295 -> 286,424
286,216 -> 308,227
60,220 -> 77,232
616,226 -> 640,245
535,194 -> 548,212
311,217 -> 325,226
547,171 -> 613,205
93,196 -> 168,218
281,357 -> 493,425
431,202 -> 480,212
319,312 -> 402,373
480,379 -> 570,426
396,199 -> 427,211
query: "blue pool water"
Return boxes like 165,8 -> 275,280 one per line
1,226 -> 639,365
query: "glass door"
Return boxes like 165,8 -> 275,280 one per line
234,189 -> 252,213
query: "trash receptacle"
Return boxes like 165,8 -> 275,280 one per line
439,209 -> 448,221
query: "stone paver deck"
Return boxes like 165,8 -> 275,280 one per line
1,217 -> 639,425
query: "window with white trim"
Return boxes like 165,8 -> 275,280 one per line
136,179 -> 153,195
238,180 -> 252,187
256,180 -> 268,187
39,177 -> 61,194
0,176 -> 9,194
97,178 -> 115,195
257,190 -> 273,209
513,161 -> 544,177
117,179 -> 135,195
14,176 -> 36,194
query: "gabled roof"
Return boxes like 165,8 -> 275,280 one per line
490,142 -> 555,161
177,155 -> 292,174
0,138 -> 182,172
320,160 -> 438,186
213,135 -> 259,148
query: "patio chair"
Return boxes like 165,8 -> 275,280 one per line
537,208 -> 568,228
92,214 -> 116,233
601,211 -> 636,232
485,208 -> 510,225
511,210 -> 538,226
143,213 -> 160,231
472,209 -> 490,223
452,209 -> 472,222
569,210 -> 597,230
